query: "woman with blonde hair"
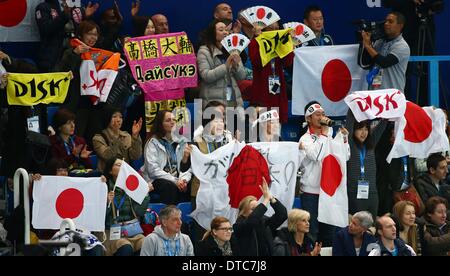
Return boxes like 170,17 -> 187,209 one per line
392,200 -> 422,255
232,178 -> 287,256
273,209 -> 321,256
195,217 -> 240,256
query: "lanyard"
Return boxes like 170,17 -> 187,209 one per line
114,195 -> 126,217
163,239 -> 180,256
270,60 -> 277,77
359,146 -> 366,180
63,136 -> 75,156
401,156 -> 409,184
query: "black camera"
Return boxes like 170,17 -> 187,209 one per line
354,19 -> 386,42
416,0 -> 445,17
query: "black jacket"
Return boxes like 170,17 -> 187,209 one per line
195,234 -> 241,256
233,199 -> 287,256
35,0 -> 69,72
273,228 -> 315,256
415,173 -> 450,204
378,238 -> 414,256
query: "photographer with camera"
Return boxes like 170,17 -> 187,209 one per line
298,101 -> 350,247
359,12 -> 410,92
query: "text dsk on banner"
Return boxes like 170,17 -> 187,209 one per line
6,72 -> 71,106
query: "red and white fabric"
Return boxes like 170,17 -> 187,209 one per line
0,0 -> 42,42
345,89 -> 407,122
292,44 -> 366,117
115,161 -> 149,204
32,176 -> 107,231
387,102 -> 450,163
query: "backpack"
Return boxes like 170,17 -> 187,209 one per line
141,208 -> 160,236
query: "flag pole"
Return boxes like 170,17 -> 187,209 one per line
107,159 -> 124,208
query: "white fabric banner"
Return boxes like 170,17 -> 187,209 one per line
80,60 -> 118,104
317,132 -> 350,228
32,176 -> 108,231
0,0 -> 43,42
292,44 -> 366,117
387,103 -> 450,163
345,89 -> 407,122
191,141 -> 302,230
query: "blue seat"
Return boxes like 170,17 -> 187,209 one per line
148,203 -> 166,214
131,157 -> 144,171
293,197 -> 302,209
89,155 -> 98,170
177,202 -> 192,224
47,105 -> 59,127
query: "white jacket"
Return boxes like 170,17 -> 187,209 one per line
143,136 -> 192,184
299,127 -> 350,194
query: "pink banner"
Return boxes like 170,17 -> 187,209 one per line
124,32 -> 198,101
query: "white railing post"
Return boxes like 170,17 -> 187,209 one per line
13,168 -> 30,245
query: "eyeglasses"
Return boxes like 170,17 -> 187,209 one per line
217,227 -> 233,232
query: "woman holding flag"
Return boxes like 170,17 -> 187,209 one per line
103,158 -> 152,256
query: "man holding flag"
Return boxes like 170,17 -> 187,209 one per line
299,101 -> 350,246
103,158 -> 153,256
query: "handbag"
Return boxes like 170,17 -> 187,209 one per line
120,218 -> 144,238
393,184 -> 425,216
26,130 -> 51,165
111,197 -> 144,238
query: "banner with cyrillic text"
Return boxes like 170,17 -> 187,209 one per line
6,72 -> 71,106
124,32 -> 198,99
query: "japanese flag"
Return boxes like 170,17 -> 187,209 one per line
387,102 -> 450,163
0,0 -> 42,42
318,132 -> 350,228
292,44 -> 366,117
115,161 -> 149,204
32,176 -> 108,231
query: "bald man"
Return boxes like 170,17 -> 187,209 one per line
214,3 -> 233,21
151,14 -> 169,34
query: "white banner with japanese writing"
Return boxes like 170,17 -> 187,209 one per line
190,141 -> 303,230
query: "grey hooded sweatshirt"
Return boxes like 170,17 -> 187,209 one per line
140,225 -> 194,256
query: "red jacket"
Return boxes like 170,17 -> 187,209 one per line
50,135 -> 92,170
249,38 -> 294,123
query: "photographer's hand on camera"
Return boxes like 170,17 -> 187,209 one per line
362,31 -> 378,58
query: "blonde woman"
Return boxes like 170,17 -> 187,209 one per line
273,209 -> 322,256
232,178 -> 287,256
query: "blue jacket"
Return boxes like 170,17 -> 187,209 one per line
333,226 -> 377,256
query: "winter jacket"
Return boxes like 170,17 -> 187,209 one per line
368,239 -> 416,256
273,228 -> 315,256
50,135 -> 92,170
195,234 -> 241,256
143,136 -> 192,184
423,221 -> 450,256
140,225 -> 194,256
197,45 -> 246,108
415,173 -> 450,204
233,199 -> 287,256
332,226 -> 377,256
35,0 -> 69,72
92,128 -> 142,172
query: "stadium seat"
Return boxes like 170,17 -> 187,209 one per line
131,157 -> 144,171
89,155 -> 98,170
177,202 -> 192,224
293,197 -> 302,209
47,105 -> 59,127
148,203 -> 166,214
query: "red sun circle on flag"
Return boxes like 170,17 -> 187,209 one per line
232,35 -> 239,47
295,25 -> 304,36
55,188 -> 84,219
320,155 -> 342,197
403,102 -> 432,143
126,175 -> 139,191
0,0 -> 27,27
256,8 -> 266,20
321,59 -> 352,102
